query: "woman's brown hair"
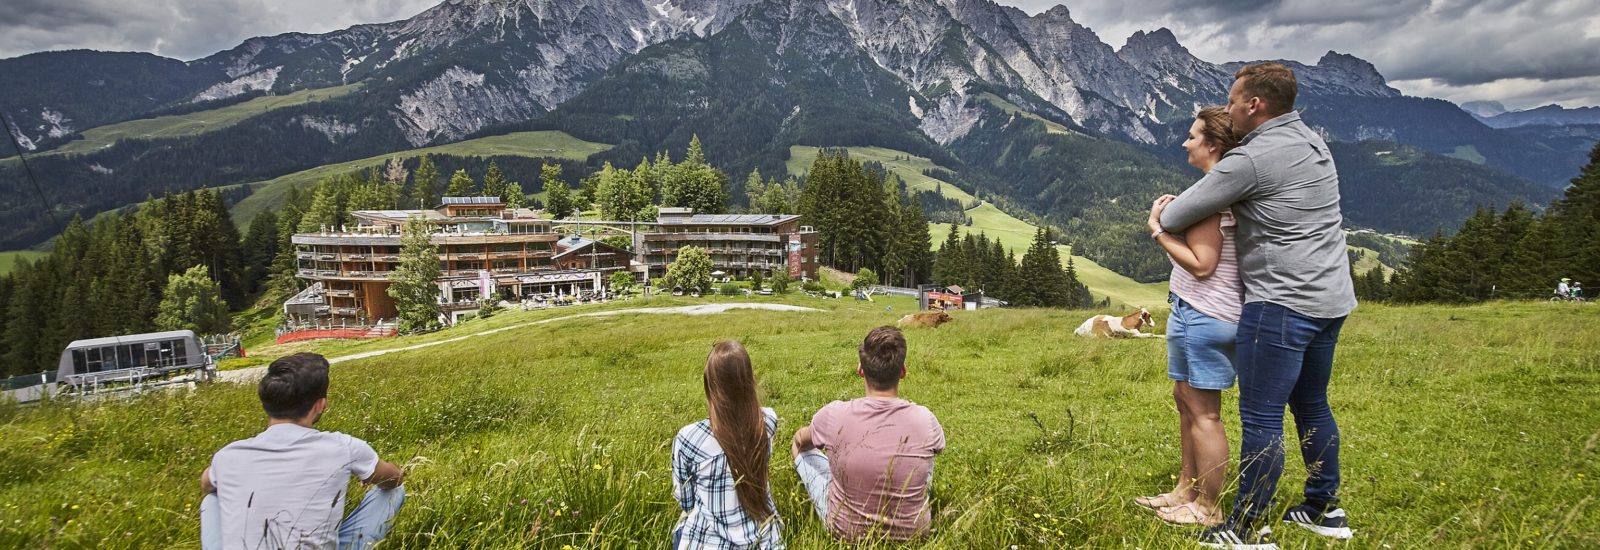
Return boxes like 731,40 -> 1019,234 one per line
704,340 -> 773,522
1196,106 -> 1241,154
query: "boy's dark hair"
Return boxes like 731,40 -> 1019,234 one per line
1234,62 -> 1298,116
259,352 -> 330,419
858,326 -> 907,390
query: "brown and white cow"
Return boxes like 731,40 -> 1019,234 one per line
898,310 -> 954,329
1073,307 -> 1158,338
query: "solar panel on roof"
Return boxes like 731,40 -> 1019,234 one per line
440,196 -> 502,205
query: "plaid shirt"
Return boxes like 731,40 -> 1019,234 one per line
672,408 -> 784,549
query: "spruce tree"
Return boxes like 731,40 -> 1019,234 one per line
389,217 -> 442,332
483,161 -> 509,199
241,211 -> 279,294
299,181 -> 342,233
933,222 -> 962,287
413,155 -> 440,208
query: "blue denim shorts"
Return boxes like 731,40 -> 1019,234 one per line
1167,293 -> 1238,390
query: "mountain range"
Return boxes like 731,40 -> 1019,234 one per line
1,0 -> 1591,278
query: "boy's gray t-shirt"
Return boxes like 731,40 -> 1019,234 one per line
1160,111 -> 1357,319
209,423 -> 379,550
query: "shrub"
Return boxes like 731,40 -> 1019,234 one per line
719,283 -> 741,296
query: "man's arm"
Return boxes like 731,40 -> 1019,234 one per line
1160,154 -> 1258,233
793,425 -> 817,453
200,467 -> 216,494
364,460 -> 404,490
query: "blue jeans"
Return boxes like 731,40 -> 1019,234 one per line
794,449 -> 833,522
1231,302 -> 1345,526
201,485 -> 406,550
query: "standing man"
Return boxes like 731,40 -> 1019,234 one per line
1158,63 -> 1357,549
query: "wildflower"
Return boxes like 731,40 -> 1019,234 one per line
70,505 -> 79,510
593,464 -> 602,470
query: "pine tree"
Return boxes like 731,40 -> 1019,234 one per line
241,211 -> 279,294
446,169 -> 476,197
483,161 -> 509,199
155,265 -> 231,334
413,155 -> 440,208
933,222 -> 962,287
389,216 -> 442,332
299,181 -> 343,233
3,263 -> 48,374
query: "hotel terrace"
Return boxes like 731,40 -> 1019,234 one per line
286,197 -> 630,326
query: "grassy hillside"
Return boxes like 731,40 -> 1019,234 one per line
787,146 -> 1169,308
1,298 -> 1595,547
0,250 -> 46,275
229,131 -> 613,227
8,84 -> 365,161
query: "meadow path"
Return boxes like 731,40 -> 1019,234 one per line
221,303 -> 819,384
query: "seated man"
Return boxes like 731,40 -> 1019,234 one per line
792,326 -> 946,541
200,352 -> 405,550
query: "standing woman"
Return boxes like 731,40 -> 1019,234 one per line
1134,107 -> 1245,526
671,340 -> 784,548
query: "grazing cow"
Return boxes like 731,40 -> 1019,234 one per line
1074,308 -> 1158,338
898,311 -> 954,328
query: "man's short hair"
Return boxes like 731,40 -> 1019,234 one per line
1234,62 -> 1298,116
859,326 -> 907,390
259,352 -> 330,419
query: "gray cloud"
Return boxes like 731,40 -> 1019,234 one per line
0,0 -> 437,61
1006,0 -> 1600,109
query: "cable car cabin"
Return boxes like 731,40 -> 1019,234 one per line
57,330 -> 215,391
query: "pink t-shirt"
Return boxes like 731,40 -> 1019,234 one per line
810,397 -> 945,541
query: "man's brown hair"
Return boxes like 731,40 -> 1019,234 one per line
1234,62 -> 1298,116
859,326 -> 907,390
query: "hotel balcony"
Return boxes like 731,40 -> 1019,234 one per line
332,307 -> 361,316
327,289 -> 357,298
297,252 -> 315,260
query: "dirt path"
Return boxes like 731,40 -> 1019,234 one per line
221,303 -> 818,384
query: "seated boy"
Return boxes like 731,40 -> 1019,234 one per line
792,326 -> 946,541
200,352 -> 405,550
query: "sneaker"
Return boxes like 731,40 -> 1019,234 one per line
1195,524 -> 1278,549
1282,503 -> 1353,539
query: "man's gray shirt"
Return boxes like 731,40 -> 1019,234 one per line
1160,111 -> 1357,319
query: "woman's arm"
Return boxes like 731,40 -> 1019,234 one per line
671,433 -> 696,511
1149,199 -> 1224,279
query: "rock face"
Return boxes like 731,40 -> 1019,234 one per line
3,0 -> 1413,149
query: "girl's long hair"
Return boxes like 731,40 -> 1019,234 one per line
704,340 -> 773,522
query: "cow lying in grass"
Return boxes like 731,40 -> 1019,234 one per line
899,311 -> 954,328
1074,308 -> 1158,338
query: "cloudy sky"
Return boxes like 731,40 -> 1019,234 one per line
1,0 -> 1596,110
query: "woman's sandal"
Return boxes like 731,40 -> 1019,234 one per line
1134,493 -> 1181,509
1156,501 -> 1222,527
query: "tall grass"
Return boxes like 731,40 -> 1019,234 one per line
1,299 -> 1596,548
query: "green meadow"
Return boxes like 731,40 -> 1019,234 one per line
786,146 -> 1169,307
2,297 -> 1595,548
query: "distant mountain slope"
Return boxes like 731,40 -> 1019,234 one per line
1479,104 -> 1600,129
